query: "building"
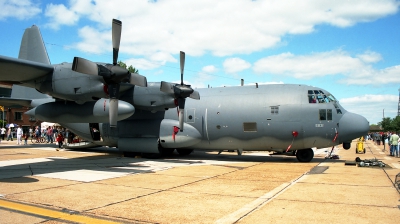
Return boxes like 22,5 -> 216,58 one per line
0,85 -> 39,134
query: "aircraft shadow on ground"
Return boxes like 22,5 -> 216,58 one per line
0,146 -> 327,182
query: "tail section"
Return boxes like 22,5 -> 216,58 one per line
18,25 -> 50,64
10,25 -> 52,102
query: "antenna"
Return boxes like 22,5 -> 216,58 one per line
398,88 -> 400,116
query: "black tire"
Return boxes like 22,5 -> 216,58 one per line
176,149 -> 193,156
296,148 -> 314,162
40,137 -> 46,143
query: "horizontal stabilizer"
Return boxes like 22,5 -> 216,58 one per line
0,97 -> 54,108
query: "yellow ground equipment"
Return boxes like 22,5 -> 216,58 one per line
356,136 -> 366,154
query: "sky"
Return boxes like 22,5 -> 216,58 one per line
0,0 -> 399,125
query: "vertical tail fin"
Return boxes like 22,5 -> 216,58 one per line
18,25 -> 50,65
11,25 -> 51,99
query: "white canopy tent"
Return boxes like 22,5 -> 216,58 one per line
41,122 -> 60,130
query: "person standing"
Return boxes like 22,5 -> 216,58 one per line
7,128 -> 13,141
55,133 -> 64,151
389,132 -> 399,157
29,127 -> 33,138
16,126 -> 23,145
46,127 -> 53,143
0,127 -> 5,141
382,132 -> 387,151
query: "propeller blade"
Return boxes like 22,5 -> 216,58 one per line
109,98 -> 118,128
160,81 -> 174,94
72,57 -> 98,75
189,90 -> 200,100
130,73 -> 148,87
178,108 -> 184,131
108,83 -> 120,128
177,98 -> 186,131
180,51 -> 185,85
112,19 -> 122,65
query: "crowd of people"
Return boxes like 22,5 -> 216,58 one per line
0,125 -> 77,150
367,132 -> 400,157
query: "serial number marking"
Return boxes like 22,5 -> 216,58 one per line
315,124 -> 324,127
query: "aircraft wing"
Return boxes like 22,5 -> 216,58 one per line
0,55 -> 54,83
0,97 -> 55,108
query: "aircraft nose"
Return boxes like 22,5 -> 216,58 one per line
338,112 -> 369,142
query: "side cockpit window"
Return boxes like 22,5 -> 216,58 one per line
334,103 -> 342,114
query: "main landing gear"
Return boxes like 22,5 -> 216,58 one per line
295,148 -> 314,162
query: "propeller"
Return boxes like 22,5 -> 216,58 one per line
160,51 -> 200,132
71,19 -> 148,128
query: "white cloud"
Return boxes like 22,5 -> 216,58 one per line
44,3 -> 79,30
42,0 -> 399,57
253,50 -> 364,78
124,58 -> 161,71
0,0 -> 41,20
357,51 -> 382,63
339,94 -> 398,125
223,58 -> 251,74
202,65 -> 218,74
253,50 -> 400,85
70,26 -> 109,54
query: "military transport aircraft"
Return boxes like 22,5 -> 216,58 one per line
0,19 -> 369,162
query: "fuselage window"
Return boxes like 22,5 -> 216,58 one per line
319,109 -> 327,120
319,109 -> 333,120
243,122 -> 257,132
271,106 -> 279,114
327,109 -> 332,120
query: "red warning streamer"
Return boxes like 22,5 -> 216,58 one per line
172,126 -> 179,141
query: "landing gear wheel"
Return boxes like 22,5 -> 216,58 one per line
177,149 -> 193,156
296,148 -> 314,162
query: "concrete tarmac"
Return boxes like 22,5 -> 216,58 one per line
0,139 -> 399,223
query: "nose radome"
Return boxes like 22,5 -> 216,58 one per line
338,112 -> 369,142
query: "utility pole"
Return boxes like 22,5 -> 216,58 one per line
398,88 -> 400,116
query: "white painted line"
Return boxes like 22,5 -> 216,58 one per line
215,174 -> 309,224
391,163 -> 400,169
0,157 -> 66,167
36,169 -> 129,182
215,182 -> 291,224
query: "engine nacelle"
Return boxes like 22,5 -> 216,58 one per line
159,119 -> 202,148
26,98 -> 135,123
120,83 -> 177,112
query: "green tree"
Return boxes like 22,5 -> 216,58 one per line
392,116 -> 400,132
379,116 -> 400,132
117,61 -> 139,73
379,117 -> 393,131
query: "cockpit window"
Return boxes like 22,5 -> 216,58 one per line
308,90 -> 337,104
